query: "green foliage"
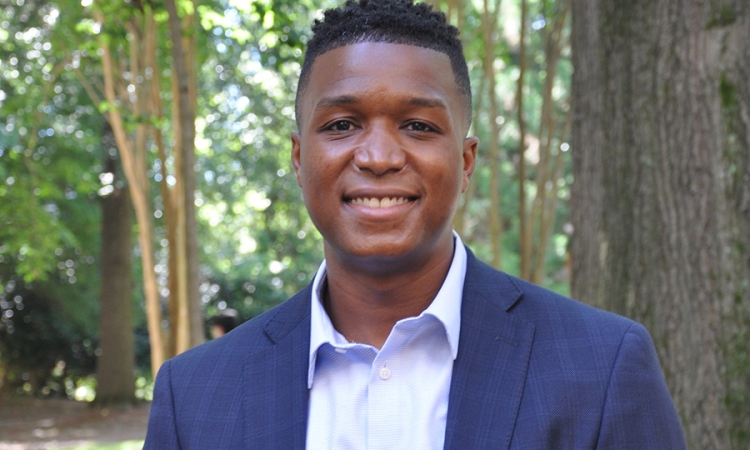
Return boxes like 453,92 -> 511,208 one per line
0,0 -> 114,396
0,0 -> 103,280
0,273 -> 98,396
194,0 -> 332,320
436,0 -> 572,288
1,0 -> 574,394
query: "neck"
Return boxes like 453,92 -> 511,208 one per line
322,240 -> 455,348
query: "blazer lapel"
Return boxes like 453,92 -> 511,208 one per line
444,250 -> 536,450
243,286 -> 312,449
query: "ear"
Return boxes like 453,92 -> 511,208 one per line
291,131 -> 302,187
461,136 -> 478,193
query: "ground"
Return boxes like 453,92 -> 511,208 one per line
0,396 -> 149,450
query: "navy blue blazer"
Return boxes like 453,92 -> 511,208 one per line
144,249 -> 686,449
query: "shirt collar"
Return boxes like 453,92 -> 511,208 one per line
308,232 -> 467,388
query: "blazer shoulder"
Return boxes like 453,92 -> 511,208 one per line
453,248 -> 684,449
163,283 -> 312,374
514,275 -> 633,330
464,249 -> 635,346
146,285 -> 313,449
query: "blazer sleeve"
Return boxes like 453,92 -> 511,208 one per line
143,360 -> 182,450
596,322 -> 687,449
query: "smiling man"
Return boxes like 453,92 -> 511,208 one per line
143,1 -> 686,449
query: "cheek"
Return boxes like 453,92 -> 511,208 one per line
300,162 -> 336,213
302,161 -> 330,192
299,151 -> 321,186
430,157 -> 464,192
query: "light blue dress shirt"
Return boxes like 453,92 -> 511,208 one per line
306,233 -> 467,450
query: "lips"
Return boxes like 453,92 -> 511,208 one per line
348,197 -> 412,208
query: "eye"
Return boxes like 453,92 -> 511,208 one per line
403,121 -> 436,132
325,120 -> 354,132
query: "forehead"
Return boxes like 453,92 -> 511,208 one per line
297,42 -> 465,128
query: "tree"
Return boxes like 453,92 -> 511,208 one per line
521,0 -> 570,285
2,0 -> 582,397
87,0 -> 205,373
570,0 -> 750,447
447,0 -> 572,288
95,129 -> 136,405
193,0 -> 332,322
483,0 -> 505,269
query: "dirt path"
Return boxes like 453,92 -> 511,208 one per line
0,396 -> 149,449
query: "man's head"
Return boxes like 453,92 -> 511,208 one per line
209,309 -> 238,338
295,0 -> 471,131
291,0 -> 477,275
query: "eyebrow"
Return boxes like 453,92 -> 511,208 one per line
314,95 -> 358,112
407,97 -> 447,110
313,95 -> 448,112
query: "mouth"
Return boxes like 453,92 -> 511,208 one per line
346,196 -> 417,209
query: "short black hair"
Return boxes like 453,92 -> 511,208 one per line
210,309 -> 238,334
295,0 -> 472,129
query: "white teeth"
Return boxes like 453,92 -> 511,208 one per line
350,197 -> 409,208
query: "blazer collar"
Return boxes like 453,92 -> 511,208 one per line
444,249 -> 536,450
245,248 -> 535,450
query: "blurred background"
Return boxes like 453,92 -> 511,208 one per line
0,0 -> 748,449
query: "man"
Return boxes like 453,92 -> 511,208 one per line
144,0 -> 686,448
209,308 -> 239,339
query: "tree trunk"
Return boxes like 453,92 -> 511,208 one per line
529,0 -> 569,285
96,131 -> 135,405
483,0 -> 503,269
570,0 -> 750,448
93,4 -> 206,374
516,0 -> 530,279
95,10 -> 168,376
165,0 -> 203,351
570,0 -> 605,308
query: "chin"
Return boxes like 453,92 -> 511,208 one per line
329,234 -> 449,272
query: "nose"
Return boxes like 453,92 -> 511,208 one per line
353,125 -> 406,175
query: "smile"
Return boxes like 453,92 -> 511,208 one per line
348,197 -> 413,208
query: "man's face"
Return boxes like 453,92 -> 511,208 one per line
292,42 -> 477,272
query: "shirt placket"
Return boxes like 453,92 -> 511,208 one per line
366,321 -> 419,449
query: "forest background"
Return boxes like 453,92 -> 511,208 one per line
0,0 -> 748,448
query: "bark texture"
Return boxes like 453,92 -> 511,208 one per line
570,0 -> 750,448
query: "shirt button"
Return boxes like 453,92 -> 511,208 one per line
379,367 -> 391,380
